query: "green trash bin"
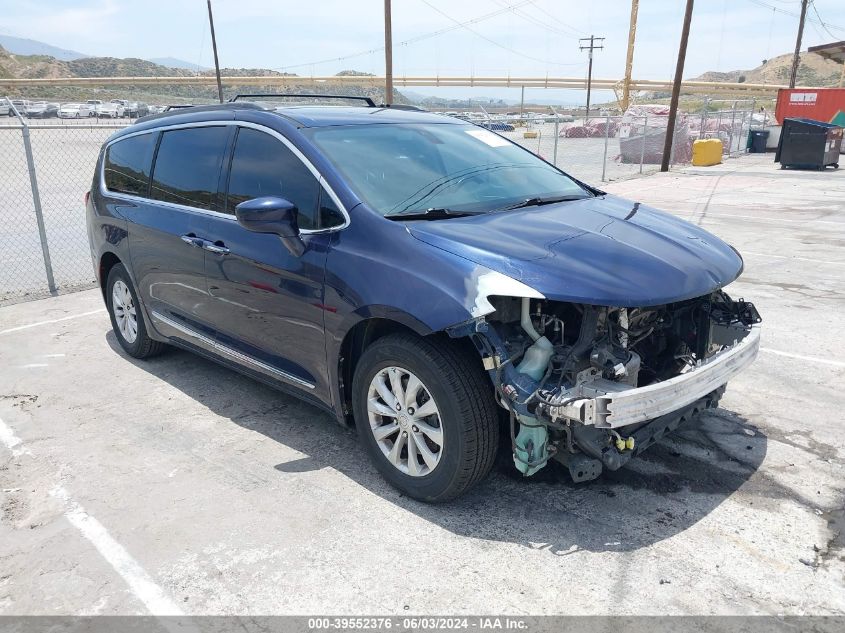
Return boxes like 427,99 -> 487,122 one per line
747,130 -> 769,153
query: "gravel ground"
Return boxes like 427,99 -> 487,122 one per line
0,153 -> 843,616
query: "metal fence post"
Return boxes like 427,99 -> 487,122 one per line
728,102 -> 737,155
553,117 -> 559,167
601,113 -> 611,182
699,96 -> 708,137
8,98 -> 56,294
716,111 -> 723,154
639,114 -> 647,174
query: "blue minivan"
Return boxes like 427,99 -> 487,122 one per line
87,96 -> 761,502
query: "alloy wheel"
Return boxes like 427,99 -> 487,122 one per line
111,279 -> 138,344
366,366 -> 444,477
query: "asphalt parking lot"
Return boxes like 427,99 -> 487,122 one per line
0,153 -> 843,616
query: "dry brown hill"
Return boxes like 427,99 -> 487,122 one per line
693,51 -> 842,86
0,45 -> 406,104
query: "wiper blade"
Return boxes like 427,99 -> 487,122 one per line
498,195 -> 589,212
385,208 -> 480,221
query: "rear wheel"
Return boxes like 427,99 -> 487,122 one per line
106,264 -> 166,359
352,333 -> 498,502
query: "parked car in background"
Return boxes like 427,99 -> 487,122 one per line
110,99 -> 131,117
10,99 -> 29,114
24,102 -> 59,118
0,98 -> 10,117
58,103 -> 92,118
120,101 -> 150,118
95,101 -> 125,118
86,100 -> 104,116
481,121 -> 516,132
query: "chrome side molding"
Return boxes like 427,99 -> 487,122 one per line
150,310 -> 316,390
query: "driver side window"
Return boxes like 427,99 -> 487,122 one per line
226,127 -> 338,231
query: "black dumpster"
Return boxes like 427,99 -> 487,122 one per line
775,118 -> 842,170
747,129 -> 769,153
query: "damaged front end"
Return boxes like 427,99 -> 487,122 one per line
447,291 -> 762,481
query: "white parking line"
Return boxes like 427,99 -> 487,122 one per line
0,309 -> 106,335
742,252 -> 845,267
760,347 -> 845,369
0,415 -> 184,617
50,487 -> 185,616
0,417 -> 31,457
694,213 -> 844,226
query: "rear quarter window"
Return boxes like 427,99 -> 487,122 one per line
103,133 -> 155,196
150,126 -> 229,210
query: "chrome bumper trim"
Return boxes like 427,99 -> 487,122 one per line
548,325 -> 761,428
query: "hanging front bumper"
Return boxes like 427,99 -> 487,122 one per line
543,325 -> 761,429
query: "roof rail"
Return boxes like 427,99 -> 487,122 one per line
379,103 -> 426,111
229,93 -> 376,107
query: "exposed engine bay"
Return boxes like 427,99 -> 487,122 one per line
447,290 -> 762,482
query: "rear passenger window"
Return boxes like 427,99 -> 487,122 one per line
226,128 -> 321,230
150,127 -> 229,209
104,133 -> 154,196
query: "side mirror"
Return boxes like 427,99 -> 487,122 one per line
235,196 -> 305,257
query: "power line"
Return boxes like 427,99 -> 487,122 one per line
525,0 -> 587,37
419,0 -> 585,67
269,1 -> 536,72
490,0 -> 581,39
745,0 -> 845,33
810,0 -> 840,40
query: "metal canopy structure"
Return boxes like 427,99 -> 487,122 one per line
808,40 -> 845,87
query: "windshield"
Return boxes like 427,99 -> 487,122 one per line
304,123 -> 590,216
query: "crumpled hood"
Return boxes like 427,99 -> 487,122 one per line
408,195 -> 743,307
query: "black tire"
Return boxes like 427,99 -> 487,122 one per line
105,264 -> 166,359
352,333 -> 499,502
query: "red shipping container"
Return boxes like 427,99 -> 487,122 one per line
775,88 -> 845,127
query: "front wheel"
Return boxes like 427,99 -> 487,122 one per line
352,334 -> 499,502
106,264 -> 166,359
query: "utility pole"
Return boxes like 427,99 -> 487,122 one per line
621,0 -> 639,112
207,0 -> 224,103
788,0 -> 809,89
579,35 -> 604,122
384,0 -> 394,105
660,0 -> 694,172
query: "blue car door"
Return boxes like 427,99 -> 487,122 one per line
200,125 -> 345,404
119,126 -> 231,353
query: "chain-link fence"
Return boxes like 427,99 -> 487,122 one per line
0,101 -> 767,305
493,114 -> 667,182
476,101 -> 765,183
1,108 -> 129,304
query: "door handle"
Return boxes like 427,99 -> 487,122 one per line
203,242 -> 230,255
180,234 -> 205,248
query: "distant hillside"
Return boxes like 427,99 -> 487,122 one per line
0,45 -> 408,105
693,51 -> 842,87
0,35 -> 87,61
67,57 -> 195,78
148,57 -> 209,71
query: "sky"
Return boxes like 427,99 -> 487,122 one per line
1,0 -> 844,104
